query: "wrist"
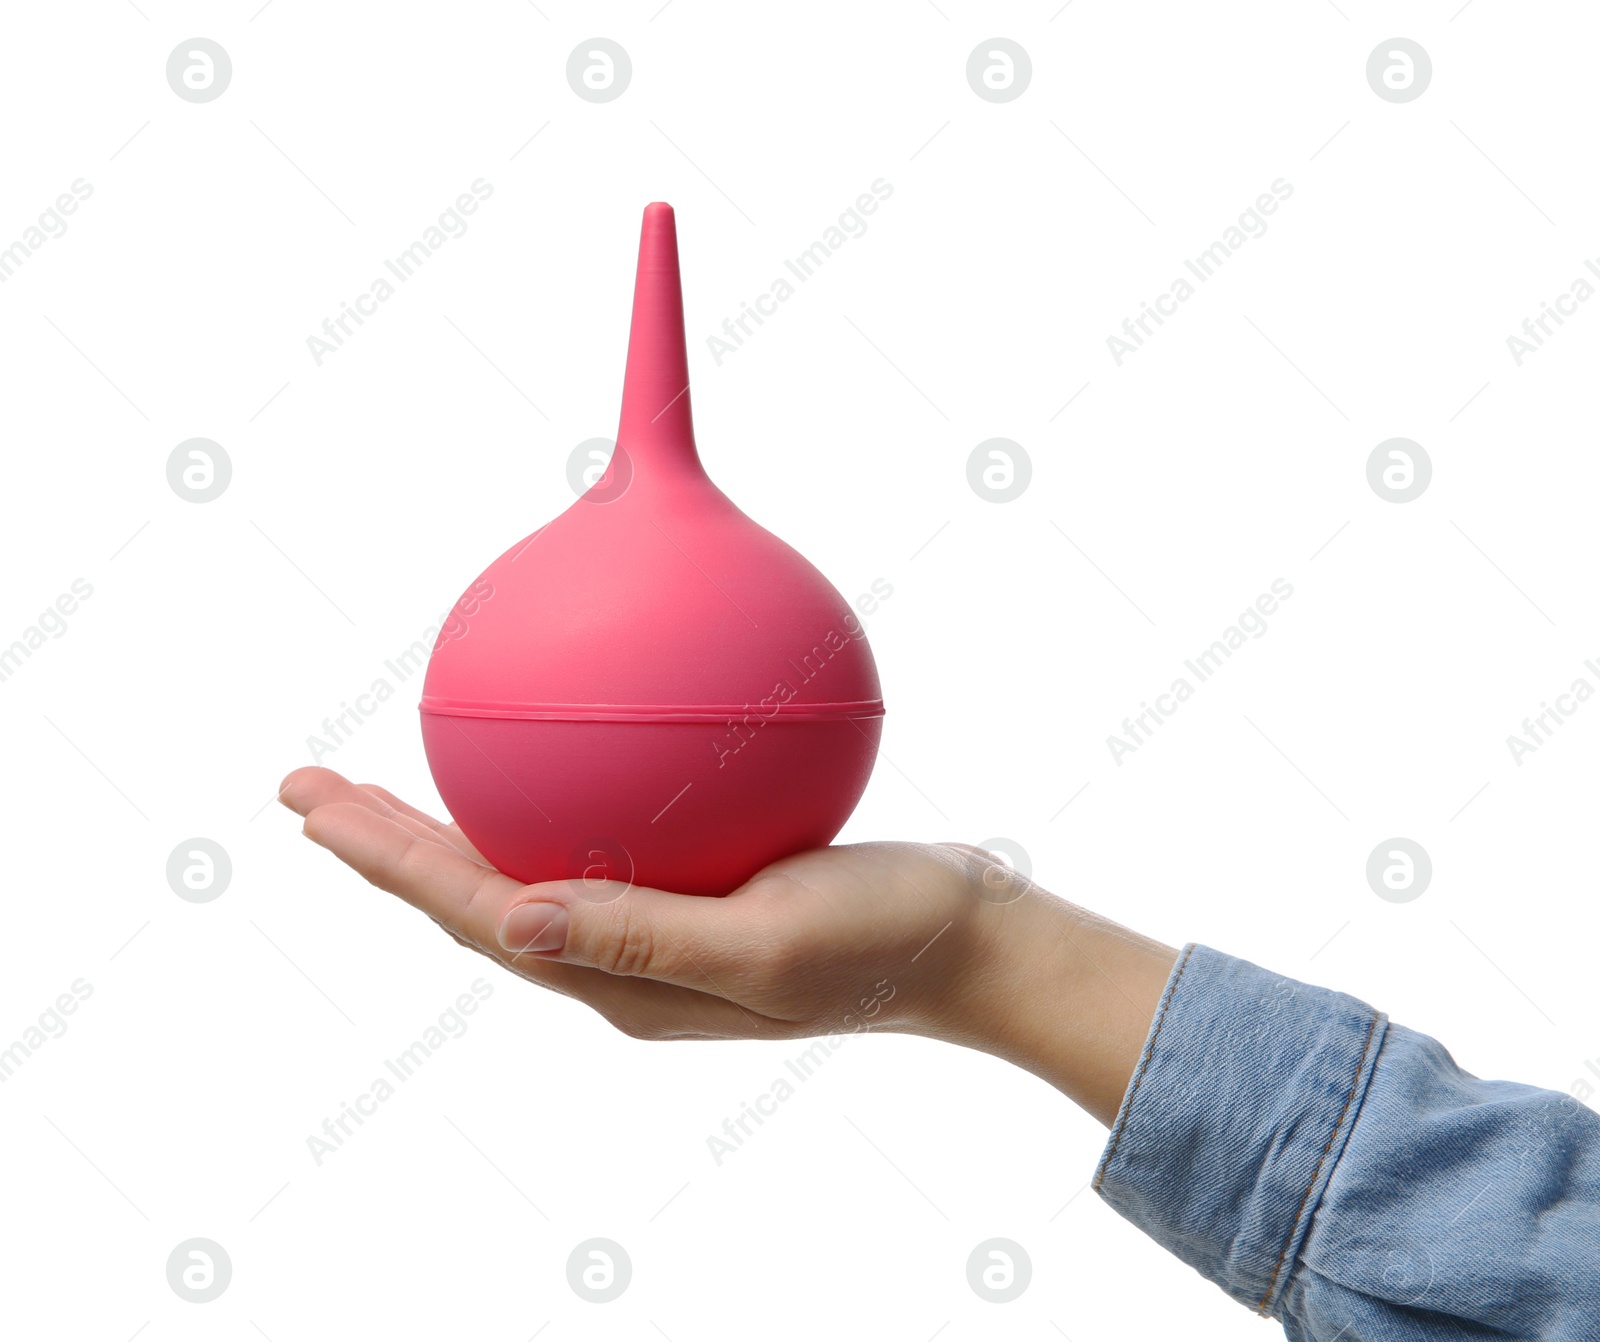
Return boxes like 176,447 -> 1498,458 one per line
937,862 -> 1180,1127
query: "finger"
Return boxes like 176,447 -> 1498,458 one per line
302,801 -> 518,927
283,768 -> 486,864
279,766 -> 359,817
502,877 -> 766,1005
357,783 -> 487,863
440,919 -> 768,1038
304,799 -> 764,1000
301,774 -> 481,863
300,801 -> 771,1037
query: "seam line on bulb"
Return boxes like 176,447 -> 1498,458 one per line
418,698 -> 886,723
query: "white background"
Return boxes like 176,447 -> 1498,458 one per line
2,3 -> 1597,1338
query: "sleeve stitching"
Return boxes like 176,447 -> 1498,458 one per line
1254,1007 -> 1383,1315
1093,942 -> 1195,1192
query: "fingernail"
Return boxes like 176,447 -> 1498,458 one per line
498,902 -> 568,953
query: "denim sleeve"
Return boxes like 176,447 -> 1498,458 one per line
1093,943 -> 1600,1340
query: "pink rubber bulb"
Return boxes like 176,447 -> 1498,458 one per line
419,203 -> 884,896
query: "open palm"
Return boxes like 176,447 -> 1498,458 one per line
279,767 -> 1009,1044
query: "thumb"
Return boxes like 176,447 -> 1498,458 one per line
495,879 -> 754,996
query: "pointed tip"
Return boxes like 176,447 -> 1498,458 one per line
618,202 -> 696,468
636,203 -> 678,271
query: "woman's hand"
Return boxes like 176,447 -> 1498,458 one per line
279,766 -> 1178,1125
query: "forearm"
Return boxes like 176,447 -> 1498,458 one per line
931,876 -> 1180,1127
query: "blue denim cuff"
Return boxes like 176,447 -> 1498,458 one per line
1093,943 -> 1389,1317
